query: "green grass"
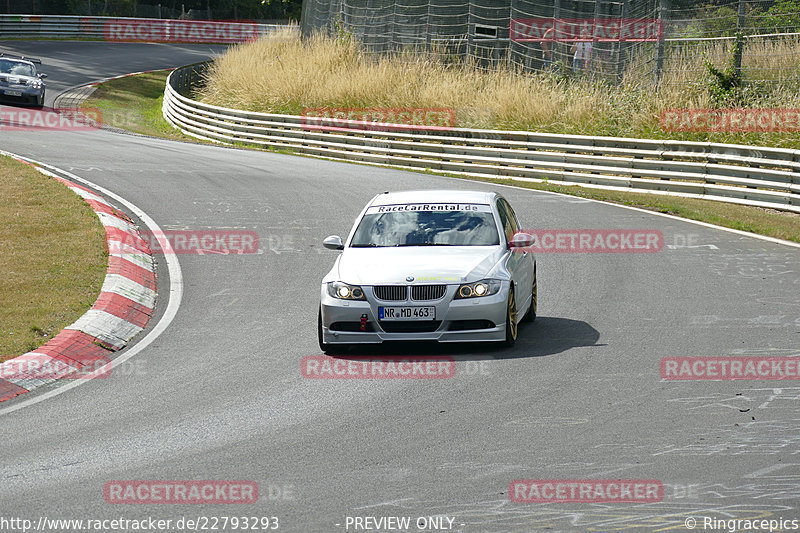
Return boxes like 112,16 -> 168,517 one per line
84,70 -> 800,244
81,70 -> 191,139
0,156 -> 107,362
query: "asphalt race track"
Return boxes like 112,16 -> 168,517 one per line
1,42 -> 799,533
0,41 -> 230,106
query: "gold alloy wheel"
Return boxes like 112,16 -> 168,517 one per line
508,289 -> 518,340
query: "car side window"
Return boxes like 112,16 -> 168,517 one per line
498,198 -> 519,242
495,200 -> 513,243
502,199 -> 521,233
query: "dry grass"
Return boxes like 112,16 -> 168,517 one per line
199,30 -> 800,147
660,36 -> 800,87
200,31 -> 615,130
0,157 -> 107,362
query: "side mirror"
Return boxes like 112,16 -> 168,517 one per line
38,73 -> 47,78
323,235 -> 344,250
508,232 -> 534,249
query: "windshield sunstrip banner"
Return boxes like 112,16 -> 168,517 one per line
366,204 -> 492,214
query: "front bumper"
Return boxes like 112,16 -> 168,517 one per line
320,283 -> 508,344
0,86 -> 43,105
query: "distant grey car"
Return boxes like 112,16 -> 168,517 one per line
0,54 -> 46,107
318,190 -> 537,353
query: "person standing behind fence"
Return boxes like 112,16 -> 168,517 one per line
541,26 -> 555,69
571,23 -> 593,73
571,40 -> 592,72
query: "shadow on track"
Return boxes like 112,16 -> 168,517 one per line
328,317 -> 601,361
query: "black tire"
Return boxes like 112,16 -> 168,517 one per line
502,285 -> 519,348
523,265 -> 537,323
318,307 -> 346,355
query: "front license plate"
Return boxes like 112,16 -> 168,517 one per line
379,306 -> 436,321
3,90 -> 22,96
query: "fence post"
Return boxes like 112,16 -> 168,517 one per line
391,0 -> 398,53
509,0 -> 527,70
654,0 -> 668,84
425,1 -> 432,49
591,0 -> 603,78
467,1 -> 474,61
299,0 -> 310,38
616,0 -> 629,84
553,0 -> 561,66
509,0 -> 517,68
734,0 -> 746,78
327,0 -> 336,36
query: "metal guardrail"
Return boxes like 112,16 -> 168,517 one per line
0,14 -> 291,42
163,63 -> 800,213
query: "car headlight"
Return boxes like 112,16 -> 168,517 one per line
327,281 -> 366,300
454,279 -> 502,299
27,80 -> 42,89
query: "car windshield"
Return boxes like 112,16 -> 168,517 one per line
0,59 -> 35,77
350,203 -> 500,247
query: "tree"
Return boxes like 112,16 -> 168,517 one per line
259,0 -> 302,20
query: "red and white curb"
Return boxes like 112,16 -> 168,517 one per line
0,163 -> 157,403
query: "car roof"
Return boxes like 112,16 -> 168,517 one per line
1,58 -> 34,66
369,190 -> 497,207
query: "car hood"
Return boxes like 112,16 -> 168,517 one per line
334,246 -> 503,285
